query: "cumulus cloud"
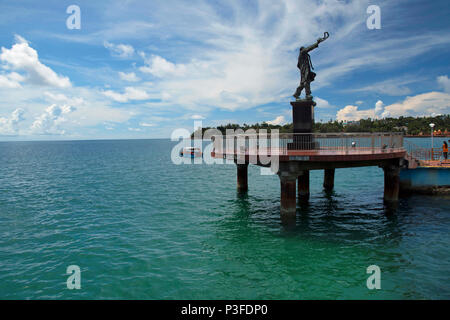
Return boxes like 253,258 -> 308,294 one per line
139,54 -> 187,78
119,71 -> 140,82
267,115 -> 286,125
337,100 -> 390,121
437,75 -> 450,93
336,105 -> 374,122
104,41 -> 135,58
102,87 -> 150,103
0,35 -> 71,88
337,92 -> 450,121
315,97 -> 334,109
31,104 -> 76,135
374,100 -> 390,118
384,92 -> 450,117
0,108 -> 25,135
0,72 -> 24,88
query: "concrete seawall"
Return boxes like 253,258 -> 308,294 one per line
400,167 -> 450,195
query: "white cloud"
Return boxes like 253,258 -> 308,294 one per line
337,100 -> 390,121
336,105 -> 374,122
119,71 -> 140,82
102,87 -> 150,103
437,75 -> 450,93
128,127 -> 143,132
139,122 -> 155,127
384,92 -> 450,117
44,91 -> 85,106
0,72 -> 24,88
0,35 -> 71,88
337,92 -> 450,121
190,114 -> 205,120
104,41 -> 135,58
374,100 -> 384,118
315,97 -> 334,109
30,104 -> 76,135
267,115 -> 286,125
139,55 -> 187,78
0,108 -> 25,135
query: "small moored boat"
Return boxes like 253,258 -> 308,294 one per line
180,147 -> 202,158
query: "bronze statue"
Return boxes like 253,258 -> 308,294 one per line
293,32 -> 329,100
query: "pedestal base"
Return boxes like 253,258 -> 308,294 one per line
288,99 -> 316,150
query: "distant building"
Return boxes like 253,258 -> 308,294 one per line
343,120 -> 360,126
394,126 -> 408,133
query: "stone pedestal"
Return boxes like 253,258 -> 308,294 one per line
288,99 -> 316,150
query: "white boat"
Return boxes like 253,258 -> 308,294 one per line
180,147 -> 202,158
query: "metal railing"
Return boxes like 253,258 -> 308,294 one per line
404,140 -> 443,161
212,132 -> 404,155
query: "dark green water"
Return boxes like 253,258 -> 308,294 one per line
0,139 -> 449,299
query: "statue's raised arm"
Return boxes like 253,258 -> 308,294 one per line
304,32 -> 329,52
293,32 -> 329,100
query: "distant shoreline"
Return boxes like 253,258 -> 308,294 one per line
405,135 -> 450,138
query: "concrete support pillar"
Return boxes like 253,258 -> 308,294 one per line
236,163 -> 248,193
383,164 -> 400,203
323,168 -> 335,191
279,174 -> 297,216
298,170 -> 310,202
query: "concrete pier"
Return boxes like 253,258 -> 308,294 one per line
298,170 -> 310,202
279,174 -> 297,216
323,169 -> 335,191
212,95 -> 406,218
383,163 -> 400,203
236,163 -> 248,193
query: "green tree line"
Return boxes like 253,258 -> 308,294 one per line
192,114 -> 450,137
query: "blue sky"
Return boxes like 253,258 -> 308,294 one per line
0,0 -> 449,140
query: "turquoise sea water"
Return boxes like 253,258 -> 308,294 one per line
0,138 -> 449,299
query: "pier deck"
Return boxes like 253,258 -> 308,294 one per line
211,132 -> 406,217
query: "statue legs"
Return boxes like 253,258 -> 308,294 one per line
304,82 -> 312,99
293,83 -> 304,99
293,81 -> 312,100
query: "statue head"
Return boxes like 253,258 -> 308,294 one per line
300,46 -> 305,51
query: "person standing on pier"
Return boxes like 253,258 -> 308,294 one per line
443,141 -> 448,160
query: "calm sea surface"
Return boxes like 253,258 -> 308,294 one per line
0,138 -> 449,299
